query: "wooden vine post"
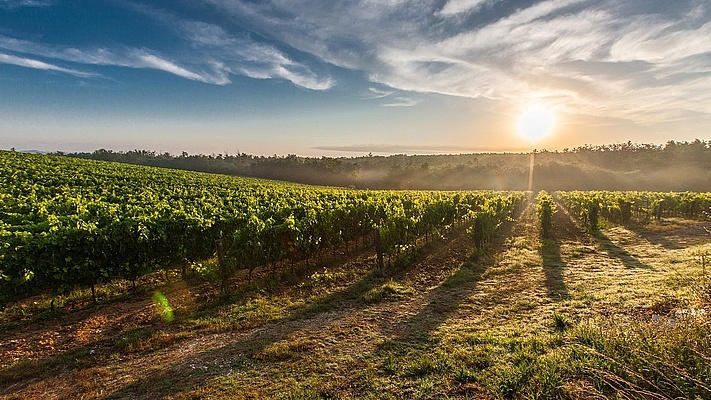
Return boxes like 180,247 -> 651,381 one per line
374,229 -> 384,269
215,239 -> 229,294
181,257 -> 188,280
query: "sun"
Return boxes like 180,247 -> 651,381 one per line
518,105 -> 554,142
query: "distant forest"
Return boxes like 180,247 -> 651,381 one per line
58,140 -> 711,191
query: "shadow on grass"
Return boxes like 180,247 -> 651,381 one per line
626,224 -> 685,250
593,231 -> 652,269
2,209 -> 530,399
102,225 -> 482,399
538,205 -> 576,301
0,319 -> 196,397
378,202 -> 527,347
0,265 -> 389,399
380,261 -> 487,347
540,238 -> 569,301
299,252 -> 430,318
0,247 -> 378,397
191,237 -> 380,321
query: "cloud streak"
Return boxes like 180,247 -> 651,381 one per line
0,0 -> 53,9
203,0 -> 711,125
364,86 -> 419,106
0,52 -> 98,78
119,3 -> 335,90
437,0 -> 500,16
1,0 -> 709,128
0,3 -> 334,90
382,97 -> 422,107
0,36 -> 229,84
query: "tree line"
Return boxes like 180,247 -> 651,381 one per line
55,139 -> 711,191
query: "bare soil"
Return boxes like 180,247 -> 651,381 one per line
1,203 -> 710,399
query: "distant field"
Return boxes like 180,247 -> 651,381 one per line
1,151 -> 710,399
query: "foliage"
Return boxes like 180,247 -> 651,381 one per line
467,193 -> 525,250
536,191 -> 556,239
0,151 -> 524,299
570,317 -> 711,399
556,191 -> 711,228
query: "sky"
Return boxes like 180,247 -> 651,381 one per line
0,0 -> 709,156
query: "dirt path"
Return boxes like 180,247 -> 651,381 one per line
0,200 -> 563,399
0,215 -> 498,399
3,200 -> 709,399
0,276 -> 212,369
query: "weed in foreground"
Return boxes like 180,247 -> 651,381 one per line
362,280 -> 413,304
568,315 -> 711,399
552,312 -> 569,332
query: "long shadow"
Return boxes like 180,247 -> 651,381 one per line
107,202 -> 535,398
594,231 -> 652,269
376,201 -> 528,347
626,224 -> 685,250
540,238 -> 569,301
379,261 -> 487,347
538,205 -> 575,301
6,207 -> 530,399
192,238 -> 381,321
104,224 -> 483,398
291,223 -> 476,320
1,231 -> 449,399
0,312 -> 193,397
554,199 -> 651,270
0,245 -> 382,397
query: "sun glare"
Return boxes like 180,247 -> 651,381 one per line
518,105 -> 554,142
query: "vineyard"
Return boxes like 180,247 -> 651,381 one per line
556,190 -> 711,232
0,151 -> 524,302
1,151 -> 710,399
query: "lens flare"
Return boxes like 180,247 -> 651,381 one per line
153,291 -> 174,322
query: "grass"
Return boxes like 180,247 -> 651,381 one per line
1,207 -> 710,399
362,280 -> 414,303
189,294 -> 293,332
0,270 -> 180,331
552,312 -> 569,332
568,315 -> 711,398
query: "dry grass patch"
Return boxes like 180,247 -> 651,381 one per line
3,204 -> 711,399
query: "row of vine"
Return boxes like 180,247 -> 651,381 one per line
0,151 -> 525,300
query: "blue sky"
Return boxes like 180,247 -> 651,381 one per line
0,0 -> 709,156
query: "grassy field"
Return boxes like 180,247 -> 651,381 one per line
1,200 -> 710,399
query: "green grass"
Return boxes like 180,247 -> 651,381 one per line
189,294 -> 293,332
362,280 -> 414,303
1,207 -> 710,399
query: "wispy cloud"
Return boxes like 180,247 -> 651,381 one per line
436,0 -> 500,16
0,0 -> 53,9
126,3 -> 334,90
0,36 -> 229,84
203,0 -> 711,125
365,86 -> 419,106
366,87 -> 394,99
0,52 -> 98,78
137,53 -> 215,83
382,97 -> 421,107
0,3 -> 334,89
2,0 -> 708,126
